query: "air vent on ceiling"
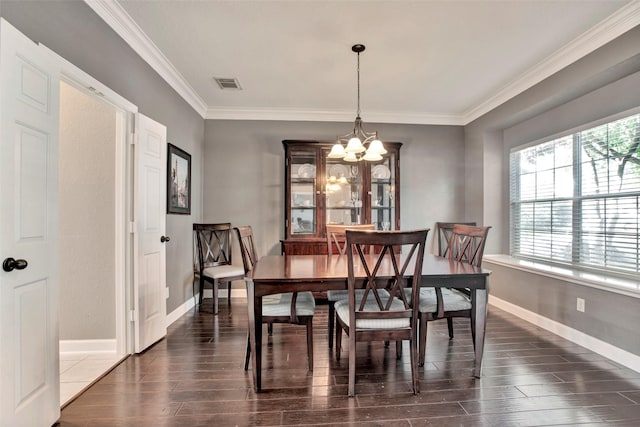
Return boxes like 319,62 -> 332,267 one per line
214,77 -> 242,90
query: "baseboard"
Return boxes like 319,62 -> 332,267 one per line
167,294 -> 197,327
489,295 -> 640,373
59,339 -> 117,354
166,288 -> 247,328
202,288 -> 247,299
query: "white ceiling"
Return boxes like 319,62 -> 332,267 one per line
90,1 -> 640,125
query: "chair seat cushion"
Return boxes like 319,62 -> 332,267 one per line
262,292 -> 315,317
202,264 -> 245,280
327,288 -> 389,302
334,296 -> 410,329
413,288 -> 472,313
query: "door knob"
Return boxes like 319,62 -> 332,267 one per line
3,257 -> 28,272
160,236 -> 170,243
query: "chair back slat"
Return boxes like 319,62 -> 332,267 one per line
345,229 -> 428,325
234,226 -> 258,273
326,224 -> 375,255
448,224 -> 491,268
193,223 -> 234,271
435,222 -> 476,258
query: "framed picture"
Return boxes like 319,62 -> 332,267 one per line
167,143 -> 191,214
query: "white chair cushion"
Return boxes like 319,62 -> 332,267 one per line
262,292 -> 315,317
327,288 -> 389,302
414,288 -> 472,313
202,264 -> 244,280
334,296 -> 410,329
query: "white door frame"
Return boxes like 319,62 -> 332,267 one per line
42,46 -> 138,355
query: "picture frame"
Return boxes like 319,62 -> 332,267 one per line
167,143 -> 191,215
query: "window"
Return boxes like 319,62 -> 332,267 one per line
510,113 -> 640,275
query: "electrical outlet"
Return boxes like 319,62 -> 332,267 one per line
576,297 -> 585,312
165,286 -> 170,299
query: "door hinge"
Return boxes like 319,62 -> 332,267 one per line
129,221 -> 136,234
129,310 -> 136,322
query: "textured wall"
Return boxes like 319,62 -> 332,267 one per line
1,1 -> 205,313
203,120 -> 465,259
59,81 -> 116,340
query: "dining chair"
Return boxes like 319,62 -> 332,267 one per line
234,225 -> 316,371
193,223 -> 245,315
325,224 -> 377,348
436,221 -> 476,339
335,228 -> 428,396
416,224 -> 490,366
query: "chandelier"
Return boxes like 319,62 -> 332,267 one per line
328,44 -> 386,162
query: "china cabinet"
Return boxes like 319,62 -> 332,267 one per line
281,140 -> 401,255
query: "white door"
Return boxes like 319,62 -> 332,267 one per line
133,113 -> 168,352
0,19 -> 60,426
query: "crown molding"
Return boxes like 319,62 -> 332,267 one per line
462,1 -> 640,124
87,0 -> 640,126
204,107 -> 464,125
85,0 -> 208,117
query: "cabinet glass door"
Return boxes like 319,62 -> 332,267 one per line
290,150 -> 317,235
325,159 -> 364,226
370,154 -> 396,230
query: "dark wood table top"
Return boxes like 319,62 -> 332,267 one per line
249,253 -> 490,285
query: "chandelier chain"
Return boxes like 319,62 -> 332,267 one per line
356,50 -> 361,118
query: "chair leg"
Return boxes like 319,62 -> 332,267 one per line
328,302 -> 335,348
227,282 -> 232,305
395,340 -> 402,360
306,320 -> 314,371
213,280 -> 219,315
198,277 -> 205,306
410,336 -> 419,394
244,333 -> 251,371
470,317 -> 476,351
335,325 -> 342,361
268,323 -> 273,336
419,316 -> 428,367
447,317 -> 454,340
348,332 -> 356,397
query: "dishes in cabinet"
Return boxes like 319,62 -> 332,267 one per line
372,164 -> 391,179
297,163 -> 316,178
328,164 -> 349,180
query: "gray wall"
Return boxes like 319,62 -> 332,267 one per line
203,120 -> 465,258
467,25 -> 640,358
1,1 -> 205,313
59,81 -> 116,340
466,25 -> 640,253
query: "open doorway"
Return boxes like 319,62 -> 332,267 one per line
57,80 -> 127,406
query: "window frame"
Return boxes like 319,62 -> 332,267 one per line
509,108 -> 640,281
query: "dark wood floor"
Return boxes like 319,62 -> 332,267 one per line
58,298 -> 640,426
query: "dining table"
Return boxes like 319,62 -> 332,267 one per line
245,253 -> 491,392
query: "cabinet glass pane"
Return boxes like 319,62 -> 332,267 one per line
290,150 -> 317,235
326,160 -> 363,225
371,155 -> 396,230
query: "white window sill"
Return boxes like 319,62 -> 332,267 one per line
484,254 -> 640,299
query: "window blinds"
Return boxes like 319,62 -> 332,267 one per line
510,113 -> 640,275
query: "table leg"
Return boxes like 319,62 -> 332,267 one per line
246,278 -> 262,392
472,288 -> 488,378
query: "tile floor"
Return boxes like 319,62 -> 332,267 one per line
59,352 -> 122,407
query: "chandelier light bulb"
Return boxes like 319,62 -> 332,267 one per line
362,150 -> 383,162
345,137 -> 365,153
328,143 -> 346,158
343,152 -> 358,162
367,139 -> 387,155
